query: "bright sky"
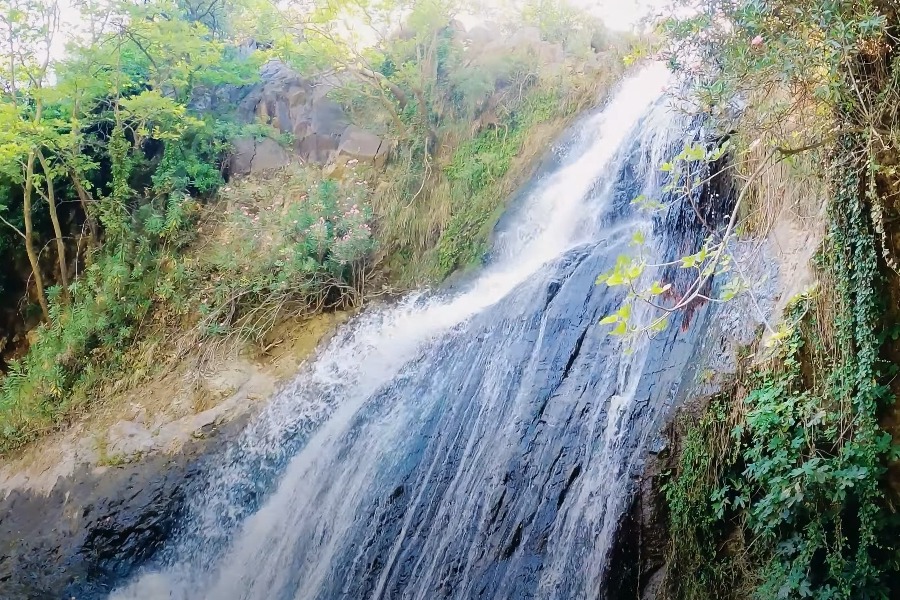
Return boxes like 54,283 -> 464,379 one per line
583,0 -> 660,30
53,0 -> 663,59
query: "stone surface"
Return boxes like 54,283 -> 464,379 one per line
602,202 -> 784,600
336,125 -> 389,168
230,60 -> 389,175
105,420 -> 155,459
229,137 -> 292,176
0,415 -> 247,600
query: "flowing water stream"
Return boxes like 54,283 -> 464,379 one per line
113,64 -> 721,600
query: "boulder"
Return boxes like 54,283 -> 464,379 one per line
508,25 -> 543,48
337,125 -> 389,168
229,137 -> 293,177
230,60 -> 389,175
464,23 -> 496,52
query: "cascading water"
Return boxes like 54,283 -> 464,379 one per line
112,64 -> 725,600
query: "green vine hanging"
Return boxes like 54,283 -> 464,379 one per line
665,139 -> 899,599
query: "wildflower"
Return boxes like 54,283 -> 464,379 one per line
751,35 -> 764,48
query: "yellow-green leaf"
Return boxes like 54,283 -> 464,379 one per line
606,272 -> 626,286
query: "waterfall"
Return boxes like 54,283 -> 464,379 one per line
112,63 -> 716,600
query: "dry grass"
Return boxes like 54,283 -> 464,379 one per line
736,90 -> 829,237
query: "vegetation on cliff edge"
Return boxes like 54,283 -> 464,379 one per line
651,0 -> 900,597
0,0 -> 629,452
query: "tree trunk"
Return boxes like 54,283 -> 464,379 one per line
24,152 -> 50,320
353,68 -> 408,136
412,86 -> 437,154
70,170 -> 99,243
355,67 -> 409,108
68,97 -> 100,244
36,150 -> 69,296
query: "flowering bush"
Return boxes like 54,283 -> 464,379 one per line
285,179 -> 376,271
147,168 -> 378,344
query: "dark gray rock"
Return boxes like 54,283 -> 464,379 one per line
337,125 -> 389,168
231,60 -> 389,174
229,137 -> 293,176
0,415 -> 248,600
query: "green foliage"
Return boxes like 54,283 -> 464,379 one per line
665,149 -> 900,599
653,1 -> 900,595
247,0 -> 627,285
0,0 -> 627,450
521,0 -> 584,46
116,0 -> 259,102
659,0 -> 889,155
182,172 -> 375,343
0,165 -> 375,452
151,118 -> 236,198
0,244 -> 167,451
663,396 -> 750,600
102,124 -> 134,240
435,90 -> 571,276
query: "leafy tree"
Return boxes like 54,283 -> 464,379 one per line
0,0 -> 67,319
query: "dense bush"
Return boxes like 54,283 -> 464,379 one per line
0,166 -> 376,452
0,0 -> 627,452
653,1 -> 900,597
182,173 -> 376,342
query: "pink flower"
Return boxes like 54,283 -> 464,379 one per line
751,35 -> 764,48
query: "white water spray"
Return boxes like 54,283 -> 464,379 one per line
113,63 -> 681,600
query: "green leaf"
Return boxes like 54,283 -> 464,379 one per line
606,272 -> 625,286
626,262 -> 644,280
650,317 -> 669,332
649,281 -> 672,295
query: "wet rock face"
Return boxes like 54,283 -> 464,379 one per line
601,449 -> 671,600
601,213 -> 782,600
0,460 -> 188,599
0,420 -> 243,600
